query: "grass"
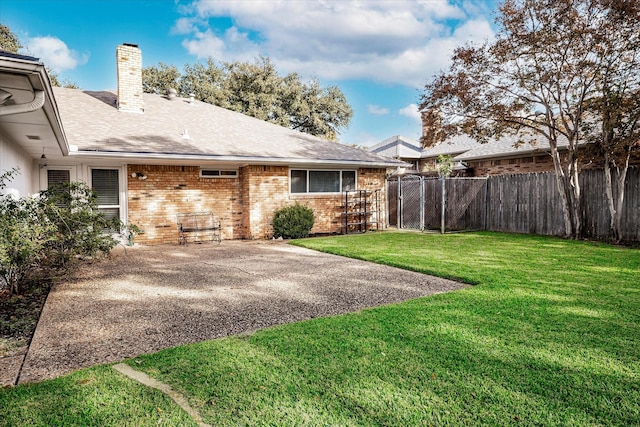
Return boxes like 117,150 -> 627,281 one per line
1,231 -> 639,426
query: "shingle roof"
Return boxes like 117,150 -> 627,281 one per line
369,135 -> 422,159
54,88 -> 404,167
454,133 -> 570,161
420,134 -> 480,158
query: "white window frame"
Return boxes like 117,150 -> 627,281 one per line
89,167 -> 125,222
39,166 -> 77,191
200,169 -> 239,178
289,169 -> 357,194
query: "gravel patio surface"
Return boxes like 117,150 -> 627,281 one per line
18,240 -> 467,384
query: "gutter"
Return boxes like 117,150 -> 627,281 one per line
0,54 -> 69,156
69,149 -> 408,168
0,90 -> 45,116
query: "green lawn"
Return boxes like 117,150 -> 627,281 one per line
1,231 -> 639,426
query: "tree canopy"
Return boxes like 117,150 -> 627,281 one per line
0,23 -> 22,53
142,56 -> 352,141
420,0 -> 640,240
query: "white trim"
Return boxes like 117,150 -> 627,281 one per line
39,165 -> 78,191
69,150 -> 404,168
87,165 -> 127,224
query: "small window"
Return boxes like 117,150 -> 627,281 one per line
200,169 -> 238,178
290,169 -> 357,194
47,169 -> 70,188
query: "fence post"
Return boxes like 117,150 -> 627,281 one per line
397,176 -> 401,229
441,176 -> 446,234
420,176 -> 425,231
483,177 -> 489,231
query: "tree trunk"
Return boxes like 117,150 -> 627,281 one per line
568,155 -> 582,239
549,144 -> 574,238
603,150 -> 630,243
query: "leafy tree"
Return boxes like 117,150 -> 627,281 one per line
142,62 -> 180,95
290,79 -> 352,141
435,155 -> 454,177
143,56 -> 353,140
0,23 -> 21,53
420,0 -> 639,239
581,1 -> 640,242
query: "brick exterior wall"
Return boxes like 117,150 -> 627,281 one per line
116,44 -> 144,113
468,154 -> 556,176
127,165 -> 243,244
127,164 -> 387,244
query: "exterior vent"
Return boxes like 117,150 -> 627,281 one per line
26,135 -> 41,140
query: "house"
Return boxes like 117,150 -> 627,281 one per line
375,108 -> 640,177
0,45 -> 404,244
368,135 -> 421,174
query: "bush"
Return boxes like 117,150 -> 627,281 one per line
272,203 -> 315,239
0,174 -> 121,295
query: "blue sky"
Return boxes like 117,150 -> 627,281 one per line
3,0 -> 498,146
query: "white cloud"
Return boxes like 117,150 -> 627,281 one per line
399,104 -> 422,124
178,0 -> 496,87
368,105 -> 390,116
182,27 -> 259,62
23,36 -> 88,72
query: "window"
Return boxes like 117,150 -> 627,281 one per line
91,169 -> 120,220
47,169 -> 70,188
290,169 -> 356,194
200,169 -> 238,178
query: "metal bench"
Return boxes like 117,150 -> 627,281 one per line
177,212 -> 222,245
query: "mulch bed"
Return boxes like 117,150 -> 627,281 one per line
0,282 -> 51,359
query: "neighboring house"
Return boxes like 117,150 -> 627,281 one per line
369,135 -> 421,174
0,45 -> 404,244
375,109 -> 639,177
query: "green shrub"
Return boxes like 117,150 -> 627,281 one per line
272,203 -> 315,239
0,174 -> 121,295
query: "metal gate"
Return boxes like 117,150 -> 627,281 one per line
387,175 -> 488,232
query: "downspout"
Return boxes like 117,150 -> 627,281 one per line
0,90 -> 45,116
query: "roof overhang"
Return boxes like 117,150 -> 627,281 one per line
70,149 -> 408,168
0,51 -> 69,159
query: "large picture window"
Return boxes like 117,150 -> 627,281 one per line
91,169 -> 120,220
290,169 -> 356,194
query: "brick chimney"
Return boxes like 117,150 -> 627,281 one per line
421,108 -> 442,148
116,44 -> 144,113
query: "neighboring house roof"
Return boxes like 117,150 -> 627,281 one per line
420,134 -> 480,159
54,87 -> 404,168
369,135 -> 422,160
454,133 -> 571,162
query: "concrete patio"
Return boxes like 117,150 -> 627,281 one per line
12,240 -> 466,384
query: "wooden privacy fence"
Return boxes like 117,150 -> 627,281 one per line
386,169 -> 640,241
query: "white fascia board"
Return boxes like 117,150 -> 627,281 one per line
69,150 -> 407,168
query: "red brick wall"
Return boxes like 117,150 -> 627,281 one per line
127,165 -> 387,244
127,165 -> 243,244
240,165 -> 290,239
469,155 -> 556,176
